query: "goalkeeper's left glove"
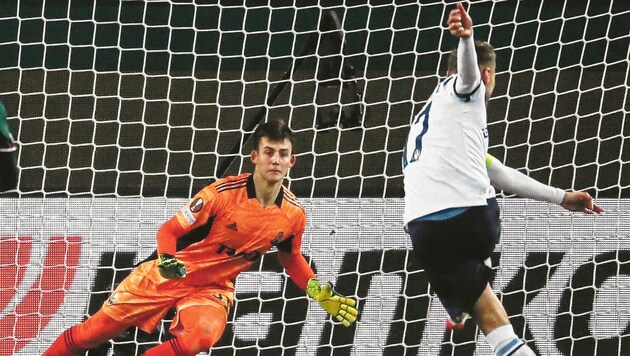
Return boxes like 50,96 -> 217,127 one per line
158,253 -> 187,280
306,278 -> 358,327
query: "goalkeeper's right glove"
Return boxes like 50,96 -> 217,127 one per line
306,278 -> 358,327
157,253 -> 187,279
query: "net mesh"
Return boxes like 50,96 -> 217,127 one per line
0,1 -> 628,355
1,1 -> 627,198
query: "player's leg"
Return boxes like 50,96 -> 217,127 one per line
43,309 -> 130,356
408,207 -> 493,329
474,291 -> 536,355
143,291 -> 230,355
471,283 -> 509,334
409,199 -> 536,355
466,201 -> 536,356
471,285 -> 532,355
45,260 -> 177,355
473,287 -> 536,355
143,300 -> 228,355
176,304 -> 227,352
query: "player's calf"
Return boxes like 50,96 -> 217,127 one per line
43,310 -> 129,355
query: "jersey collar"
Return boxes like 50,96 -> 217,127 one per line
246,174 -> 284,208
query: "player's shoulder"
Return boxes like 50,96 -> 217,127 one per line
439,74 -> 464,93
429,73 -> 484,106
210,173 -> 250,194
440,74 -> 458,86
281,186 -> 305,215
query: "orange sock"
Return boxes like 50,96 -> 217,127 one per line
43,310 -> 129,355
143,338 -> 193,356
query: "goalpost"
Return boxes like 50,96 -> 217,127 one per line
0,1 -> 628,355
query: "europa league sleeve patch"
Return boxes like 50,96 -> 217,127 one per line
190,197 -> 204,213
180,197 -> 204,225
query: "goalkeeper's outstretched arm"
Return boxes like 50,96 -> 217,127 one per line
486,154 -> 603,214
155,216 -> 188,279
278,250 -> 359,327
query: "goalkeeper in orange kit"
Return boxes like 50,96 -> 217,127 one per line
44,119 -> 358,356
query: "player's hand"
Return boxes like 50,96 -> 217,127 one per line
158,254 -> 187,279
560,191 -> 604,214
448,2 -> 473,38
306,278 -> 358,327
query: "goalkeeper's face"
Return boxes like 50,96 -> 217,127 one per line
250,137 -> 296,184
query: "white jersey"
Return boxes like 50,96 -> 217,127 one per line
402,74 -> 495,224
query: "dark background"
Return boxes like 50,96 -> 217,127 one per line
0,0 -> 627,198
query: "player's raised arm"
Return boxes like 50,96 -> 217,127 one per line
448,2 -> 480,94
155,188 -> 216,280
155,215 -> 189,279
448,2 -> 473,38
486,154 -> 603,214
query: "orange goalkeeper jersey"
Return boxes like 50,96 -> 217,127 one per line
157,173 -> 306,290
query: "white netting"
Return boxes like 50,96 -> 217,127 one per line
1,198 -> 629,355
0,1 -> 628,355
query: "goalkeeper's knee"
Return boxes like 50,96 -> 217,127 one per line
175,305 -> 228,352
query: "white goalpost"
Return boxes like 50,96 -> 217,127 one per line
0,1 -> 628,355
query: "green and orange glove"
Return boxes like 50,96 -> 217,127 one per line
157,253 -> 187,279
306,278 -> 358,327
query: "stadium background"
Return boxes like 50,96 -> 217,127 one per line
0,0 -> 627,198
0,1 -> 628,355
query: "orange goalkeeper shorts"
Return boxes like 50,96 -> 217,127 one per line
100,260 -> 233,335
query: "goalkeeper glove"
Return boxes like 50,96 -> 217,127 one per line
306,278 -> 358,327
157,253 -> 187,279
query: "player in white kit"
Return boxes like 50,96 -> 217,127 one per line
402,3 -> 603,356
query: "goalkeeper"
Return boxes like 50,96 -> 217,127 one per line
44,119 -> 358,356
402,3 -> 603,356
0,100 -> 18,192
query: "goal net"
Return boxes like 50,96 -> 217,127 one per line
0,1 -> 628,355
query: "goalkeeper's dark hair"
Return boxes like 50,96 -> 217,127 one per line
252,119 -> 296,152
447,40 -> 496,73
